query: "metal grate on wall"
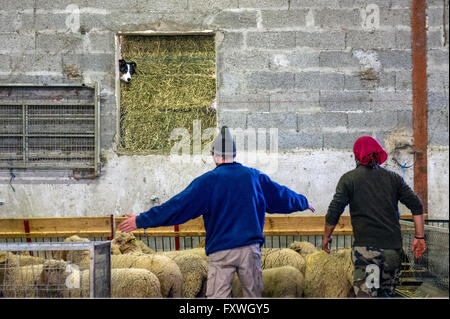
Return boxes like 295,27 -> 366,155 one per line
0,84 -> 100,174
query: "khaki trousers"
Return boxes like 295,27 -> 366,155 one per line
206,243 -> 263,298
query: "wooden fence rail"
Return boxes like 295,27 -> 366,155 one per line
0,214 -> 422,240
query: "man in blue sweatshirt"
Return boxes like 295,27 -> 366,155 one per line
119,126 -> 315,298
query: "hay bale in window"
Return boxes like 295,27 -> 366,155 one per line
120,35 -> 217,154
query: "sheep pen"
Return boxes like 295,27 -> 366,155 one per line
2,234 -> 360,299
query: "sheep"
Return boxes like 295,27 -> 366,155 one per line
289,241 -> 318,258
111,233 -> 155,255
59,268 -> 162,298
135,240 -> 156,254
36,260 -> 162,298
303,248 -> 354,298
1,252 -> 47,297
232,266 -> 304,298
182,247 -> 208,263
261,248 -> 306,274
162,250 -> 208,298
2,262 -> 45,297
111,232 -> 141,255
55,235 -> 91,270
111,253 -> 183,298
112,232 -> 207,298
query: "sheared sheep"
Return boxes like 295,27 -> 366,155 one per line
232,266 -> 304,298
289,241 -> 318,258
303,248 -> 354,298
111,253 -> 183,298
261,248 -> 306,274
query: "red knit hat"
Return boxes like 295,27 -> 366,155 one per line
353,136 -> 388,166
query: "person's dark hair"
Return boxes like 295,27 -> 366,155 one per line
367,152 -> 379,168
356,152 -> 379,168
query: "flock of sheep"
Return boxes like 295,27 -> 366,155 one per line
0,233 -> 354,298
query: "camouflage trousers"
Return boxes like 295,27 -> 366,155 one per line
351,246 -> 402,298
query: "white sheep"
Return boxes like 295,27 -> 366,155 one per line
112,232 -> 207,298
289,241 -> 318,258
35,260 -> 163,298
261,248 -> 306,274
303,248 -> 354,298
232,266 -> 304,298
162,250 -> 208,298
111,253 -> 183,298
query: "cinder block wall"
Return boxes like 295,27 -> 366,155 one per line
0,0 -> 448,219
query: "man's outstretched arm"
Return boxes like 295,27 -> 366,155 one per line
119,175 -> 210,233
259,173 -> 315,214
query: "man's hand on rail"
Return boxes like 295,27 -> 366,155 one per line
119,214 -> 137,233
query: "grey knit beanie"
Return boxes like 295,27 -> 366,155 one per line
211,126 -> 236,157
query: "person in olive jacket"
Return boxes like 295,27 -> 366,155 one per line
323,136 -> 426,297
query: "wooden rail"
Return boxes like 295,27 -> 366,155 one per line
0,214 -> 420,239
0,216 -> 113,239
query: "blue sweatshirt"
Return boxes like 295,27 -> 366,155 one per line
135,162 -> 309,255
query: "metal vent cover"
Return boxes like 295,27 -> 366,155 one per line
0,84 -> 100,175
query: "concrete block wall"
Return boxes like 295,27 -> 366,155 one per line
0,0 -> 448,219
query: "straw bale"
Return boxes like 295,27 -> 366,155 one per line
304,248 -> 354,298
119,35 -> 216,154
